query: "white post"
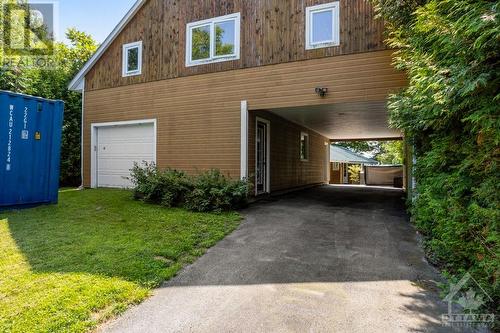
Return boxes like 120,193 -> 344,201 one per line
240,101 -> 248,180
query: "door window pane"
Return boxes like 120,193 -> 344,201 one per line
215,20 -> 235,56
301,133 -> 309,160
312,10 -> 333,44
191,24 -> 211,61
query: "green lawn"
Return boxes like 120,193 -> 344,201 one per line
0,189 -> 241,333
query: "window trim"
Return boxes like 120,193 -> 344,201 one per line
300,132 -> 310,162
122,41 -> 143,77
185,12 -> 241,67
305,2 -> 340,50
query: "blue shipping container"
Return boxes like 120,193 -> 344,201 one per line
0,90 -> 64,209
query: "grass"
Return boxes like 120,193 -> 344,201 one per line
0,189 -> 241,333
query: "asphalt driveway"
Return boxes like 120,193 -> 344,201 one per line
102,185 -> 454,333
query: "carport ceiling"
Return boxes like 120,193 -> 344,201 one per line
269,101 -> 402,140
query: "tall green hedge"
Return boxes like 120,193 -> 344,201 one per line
371,0 -> 499,314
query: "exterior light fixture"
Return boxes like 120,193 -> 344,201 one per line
315,87 -> 328,97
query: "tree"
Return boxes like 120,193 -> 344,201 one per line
0,1 -> 98,186
334,141 -> 379,154
32,29 -> 98,186
371,0 -> 499,315
375,141 -> 403,165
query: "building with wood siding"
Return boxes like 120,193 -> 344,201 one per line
69,0 -> 407,194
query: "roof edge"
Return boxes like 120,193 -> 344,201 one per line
68,0 -> 147,92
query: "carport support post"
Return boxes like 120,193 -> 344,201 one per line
240,100 -> 248,180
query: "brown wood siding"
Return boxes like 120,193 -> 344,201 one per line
82,50 -> 406,187
248,111 -> 329,192
330,163 -> 342,184
85,0 -> 387,91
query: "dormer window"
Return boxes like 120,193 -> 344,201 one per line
305,2 -> 340,50
186,13 -> 241,67
122,41 -> 142,77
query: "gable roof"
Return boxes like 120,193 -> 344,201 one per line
330,145 -> 378,164
68,0 -> 147,92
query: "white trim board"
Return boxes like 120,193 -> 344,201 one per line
90,119 -> 157,188
240,101 -> 248,180
68,0 -> 147,91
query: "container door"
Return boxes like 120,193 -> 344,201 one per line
0,95 -> 58,207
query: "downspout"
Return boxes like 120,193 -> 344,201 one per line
78,79 -> 85,190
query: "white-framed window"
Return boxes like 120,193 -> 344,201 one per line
122,41 -> 143,77
186,13 -> 241,67
300,132 -> 310,161
332,162 -> 340,171
305,2 -> 340,50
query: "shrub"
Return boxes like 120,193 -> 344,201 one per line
348,165 -> 362,184
371,0 -> 499,316
184,169 -> 250,212
129,162 -> 191,207
129,164 -> 250,212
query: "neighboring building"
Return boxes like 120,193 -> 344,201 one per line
329,145 -> 378,184
69,0 -> 407,194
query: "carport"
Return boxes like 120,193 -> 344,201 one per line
241,99 -> 405,196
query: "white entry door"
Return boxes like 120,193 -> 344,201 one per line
95,122 -> 155,188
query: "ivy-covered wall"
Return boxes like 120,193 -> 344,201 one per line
371,0 -> 499,315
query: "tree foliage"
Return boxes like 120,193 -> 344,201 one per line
376,141 -> 403,165
372,0 -> 499,315
334,141 -> 378,154
1,0 -> 97,186
348,165 -> 362,184
334,140 -> 403,164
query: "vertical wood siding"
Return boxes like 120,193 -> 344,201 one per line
85,0 -> 387,91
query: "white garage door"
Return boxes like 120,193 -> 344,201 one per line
96,122 -> 155,188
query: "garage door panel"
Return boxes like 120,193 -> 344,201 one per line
98,143 -> 154,156
97,174 -> 133,188
96,122 -> 155,188
97,158 -> 150,171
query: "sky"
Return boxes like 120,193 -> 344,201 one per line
58,0 -> 137,44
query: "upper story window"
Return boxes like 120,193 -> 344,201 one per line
186,13 -> 241,67
305,2 -> 340,50
300,132 -> 310,161
122,41 -> 142,77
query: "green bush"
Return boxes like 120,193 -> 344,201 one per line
129,164 -> 250,212
371,0 -> 499,316
129,162 -> 191,208
184,169 -> 250,212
